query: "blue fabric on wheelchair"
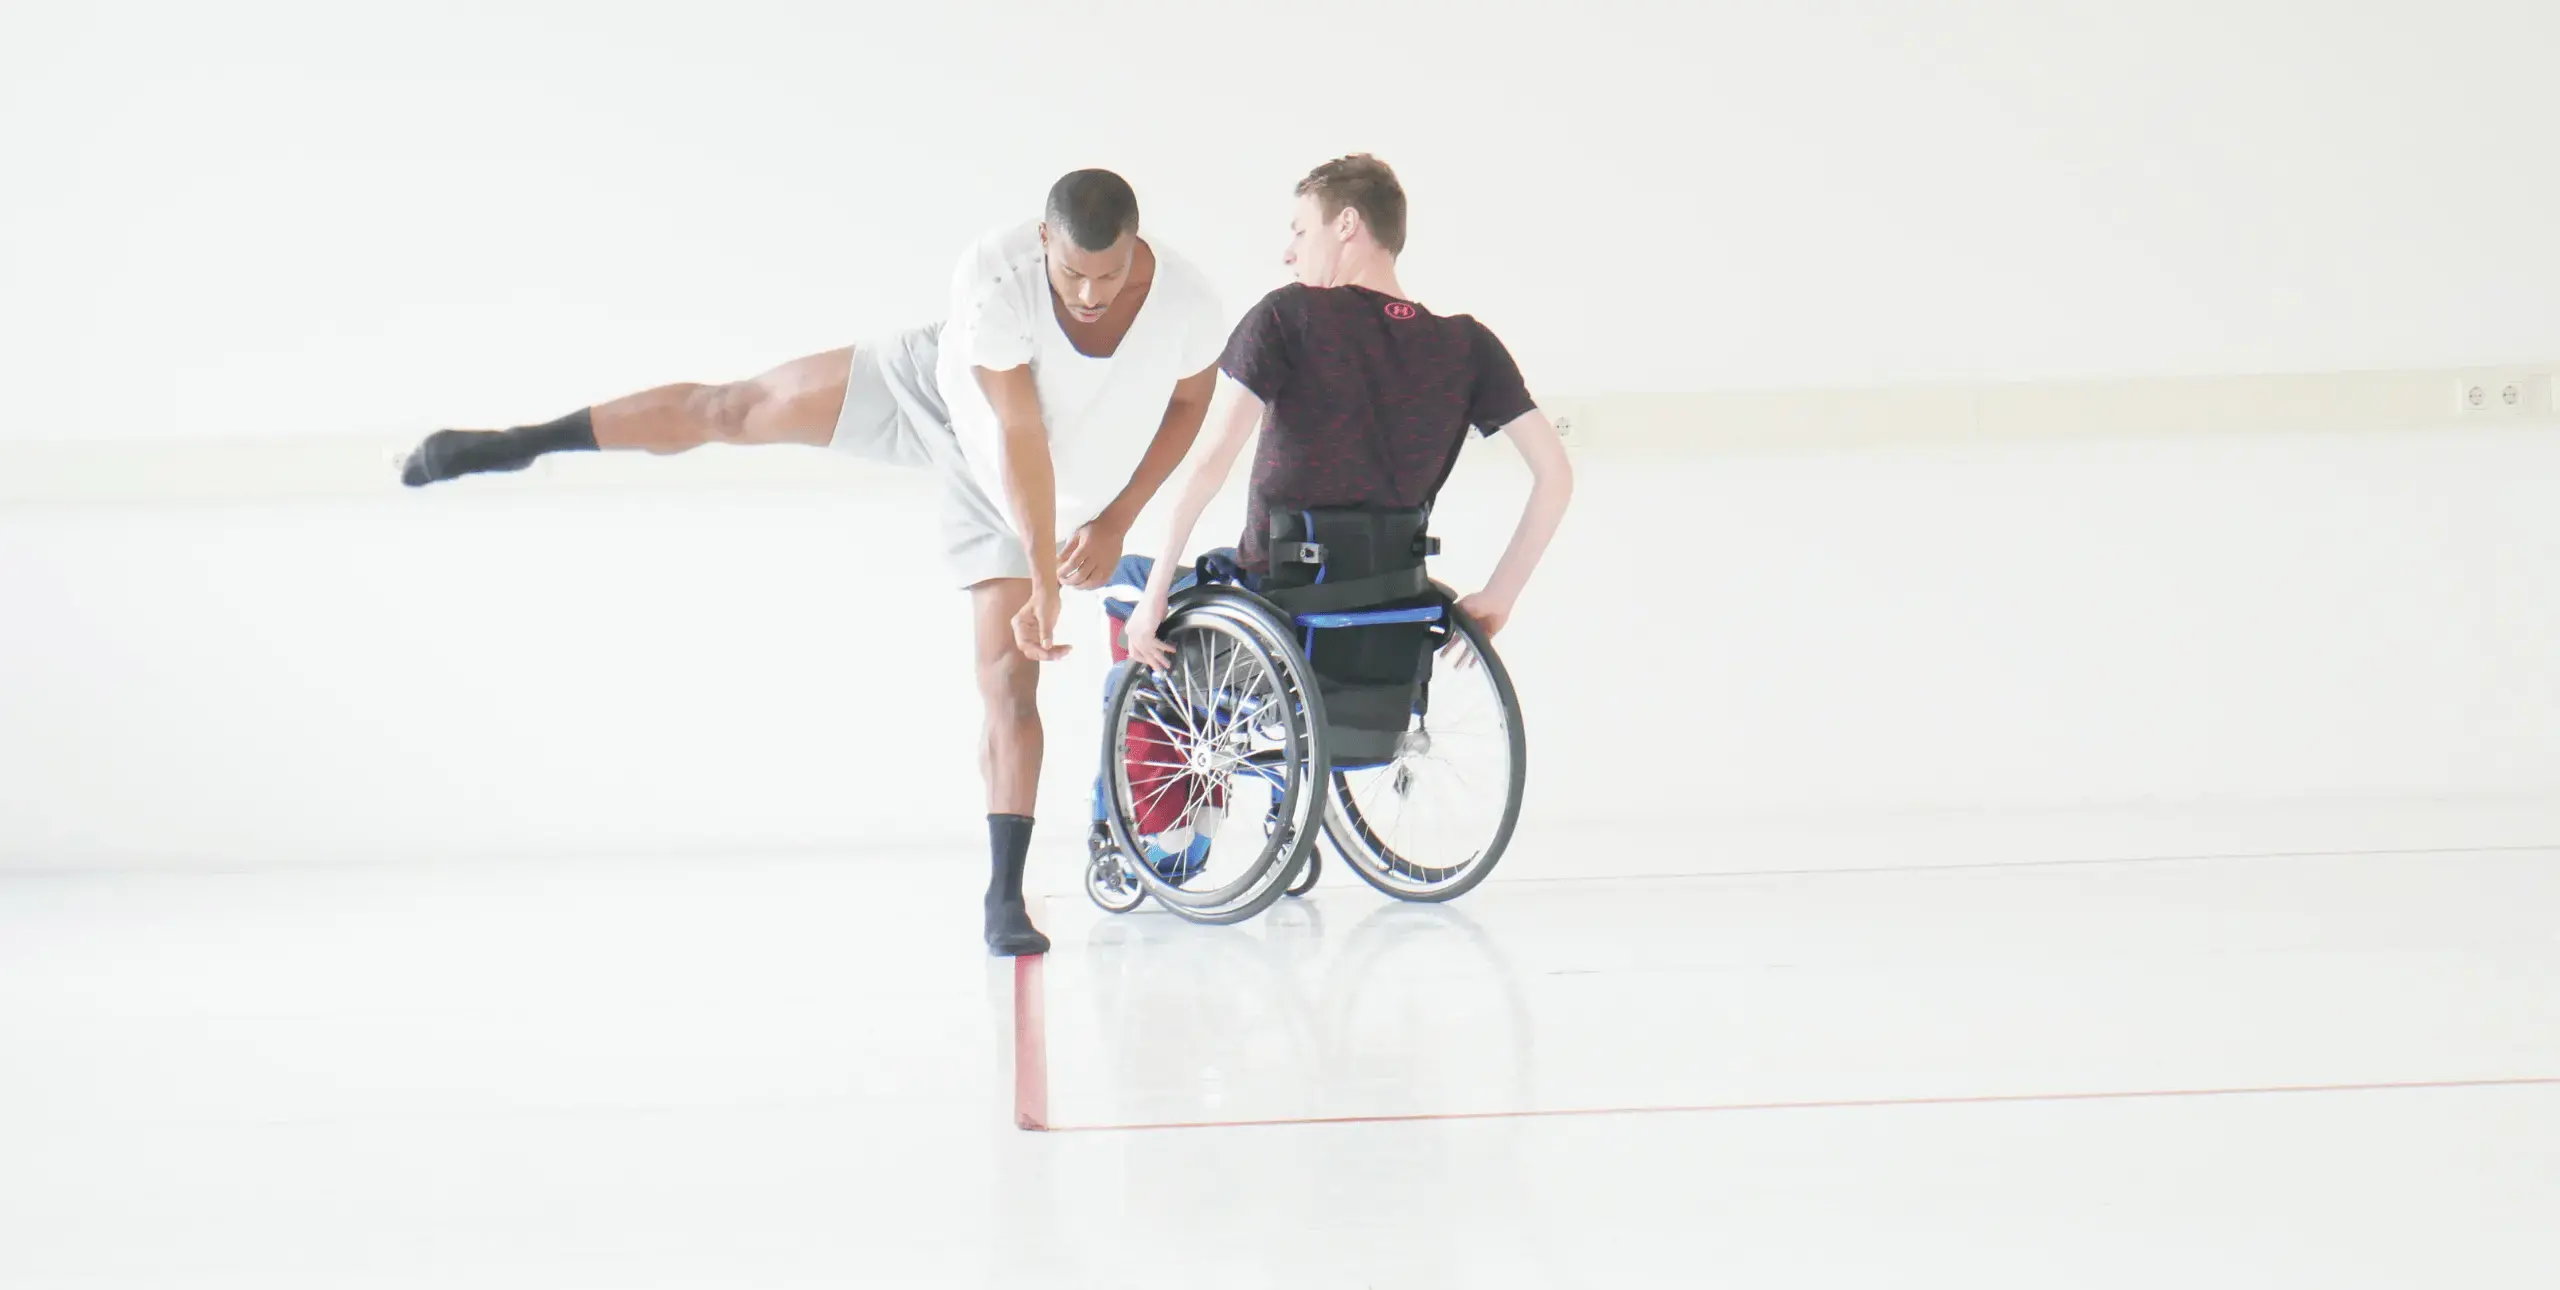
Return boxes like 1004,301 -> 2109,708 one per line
1294,606 -> 1445,630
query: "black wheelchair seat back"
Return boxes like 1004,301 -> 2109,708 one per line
1259,506 -> 1446,765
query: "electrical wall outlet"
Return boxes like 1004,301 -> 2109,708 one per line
2455,370 -> 2534,416
1552,413 -> 1581,445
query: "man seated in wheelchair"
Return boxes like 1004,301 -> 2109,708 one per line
1092,154 -> 1576,880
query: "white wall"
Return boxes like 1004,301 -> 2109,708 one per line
5,0 -> 2558,446
6,424 -> 2557,874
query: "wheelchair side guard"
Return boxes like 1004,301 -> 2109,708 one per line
1293,603 -> 1445,661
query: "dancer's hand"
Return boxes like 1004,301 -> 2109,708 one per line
1013,582 -> 1071,662
1060,515 -> 1127,590
1125,589 -> 1174,670
1444,589 -> 1514,670
1454,589 -> 1513,637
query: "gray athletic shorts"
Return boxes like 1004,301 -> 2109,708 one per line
830,322 -> 1035,588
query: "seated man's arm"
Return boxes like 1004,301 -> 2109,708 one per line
1464,407 -> 1576,637
1123,375 -> 1264,668
1455,315 -> 1573,637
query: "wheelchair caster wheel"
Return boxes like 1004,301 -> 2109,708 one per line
1085,829 -> 1147,915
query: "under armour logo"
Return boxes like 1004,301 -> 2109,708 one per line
1384,301 -> 1418,320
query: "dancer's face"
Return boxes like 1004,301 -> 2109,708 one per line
1283,192 -> 1353,287
1041,226 -> 1140,324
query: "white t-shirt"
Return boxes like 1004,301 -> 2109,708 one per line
936,222 -> 1228,538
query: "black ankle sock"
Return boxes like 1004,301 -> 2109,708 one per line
512,407 -> 598,455
402,409 -> 596,485
987,814 -> 1035,904
984,814 -> 1049,957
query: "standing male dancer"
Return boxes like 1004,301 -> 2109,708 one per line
398,169 -> 1232,956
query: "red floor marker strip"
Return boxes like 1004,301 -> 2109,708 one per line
1037,1074 -> 2560,1134
1013,953 -> 1048,1131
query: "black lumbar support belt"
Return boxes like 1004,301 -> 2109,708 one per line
1260,507 -> 1439,616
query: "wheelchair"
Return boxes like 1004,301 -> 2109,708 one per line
1084,506 -> 1528,925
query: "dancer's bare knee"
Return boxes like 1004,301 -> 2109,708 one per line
696,382 -> 766,445
977,658 -> 1041,730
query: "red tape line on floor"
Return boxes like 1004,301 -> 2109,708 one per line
1013,953 -> 1048,1131
1025,1074 -> 2560,1134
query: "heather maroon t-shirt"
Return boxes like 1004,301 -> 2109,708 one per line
1218,283 -> 1535,572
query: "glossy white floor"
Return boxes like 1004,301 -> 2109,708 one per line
4,843 -> 2556,1287
6,433 -> 2560,1286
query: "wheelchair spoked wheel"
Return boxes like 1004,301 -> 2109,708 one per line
1101,591 -> 1331,926
1323,595 -> 1526,903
